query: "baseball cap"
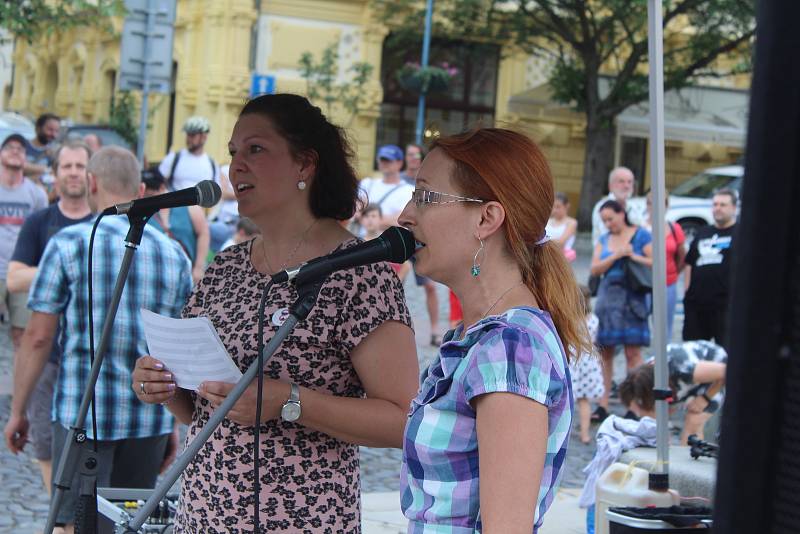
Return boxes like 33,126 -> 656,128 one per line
1,133 -> 27,151
376,144 -> 403,161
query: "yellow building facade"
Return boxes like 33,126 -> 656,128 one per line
8,0 -> 748,207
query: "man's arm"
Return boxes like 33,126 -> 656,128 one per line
6,261 -> 38,294
4,312 -> 58,453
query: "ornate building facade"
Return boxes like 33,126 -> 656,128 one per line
7,0 -> 749,203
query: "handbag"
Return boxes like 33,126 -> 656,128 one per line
624,258 -> 652,293
588,274 -> 601,297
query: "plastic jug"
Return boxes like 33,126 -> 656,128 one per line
594,462 -> 680,534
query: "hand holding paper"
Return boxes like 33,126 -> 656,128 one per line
140,309 -> 242,390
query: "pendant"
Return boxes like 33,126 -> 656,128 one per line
471,265 -> 480,277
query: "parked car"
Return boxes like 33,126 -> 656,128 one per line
0,111 -> 35,143
62,124 -> 135,152
628,165 -> 744,241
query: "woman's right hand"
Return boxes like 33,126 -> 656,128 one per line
616,244 -> 633,258
133,355 -> 177,405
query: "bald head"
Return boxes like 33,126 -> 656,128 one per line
87,146 -> 141,197
608,166 -> 635,201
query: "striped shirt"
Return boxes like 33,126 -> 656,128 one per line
401,307 -> 573,533
28,216 -> 192,440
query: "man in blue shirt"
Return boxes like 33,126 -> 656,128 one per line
6,139 -> 94,496
4,146 -> 192,530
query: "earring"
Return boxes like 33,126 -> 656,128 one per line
471,236 -> 485,277
297,180 -> 307,190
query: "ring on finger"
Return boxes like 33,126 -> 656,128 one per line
140,381 -> 147,395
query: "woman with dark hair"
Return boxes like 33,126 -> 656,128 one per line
398,128 -> 590,532
132,93 -> 418,532
590,199 -> 653,421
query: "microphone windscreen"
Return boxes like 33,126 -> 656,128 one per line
197,180 -> 222,208
381,227 -> 416,263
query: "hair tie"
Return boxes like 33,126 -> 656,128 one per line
534,233 -> 550,246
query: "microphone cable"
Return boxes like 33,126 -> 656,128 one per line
81,213 -> 104,533
253,276 -> 274,534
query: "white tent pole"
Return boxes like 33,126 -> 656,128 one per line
647,0 -> 670,485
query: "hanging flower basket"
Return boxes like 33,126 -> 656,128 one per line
396,62 -> 459,94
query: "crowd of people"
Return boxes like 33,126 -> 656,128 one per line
0,99 -> 736,533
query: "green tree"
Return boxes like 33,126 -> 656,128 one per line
373,0 -> 755,227
0,0 -> 124,42
299,43 -> 374,126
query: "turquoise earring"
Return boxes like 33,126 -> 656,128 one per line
471,237 -> 485,277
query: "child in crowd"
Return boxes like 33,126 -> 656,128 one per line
571,285 -> 605,444
361,203 -> 410,280
619,340 -> 727,444
221,217 -> 260,250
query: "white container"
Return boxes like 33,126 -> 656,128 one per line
594,463 -> 680,534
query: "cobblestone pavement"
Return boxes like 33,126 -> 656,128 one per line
0,233 -> 674,530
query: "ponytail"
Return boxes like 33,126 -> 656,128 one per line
511,238 -> 591,364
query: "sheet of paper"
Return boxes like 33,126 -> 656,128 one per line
140,309 -> 242,390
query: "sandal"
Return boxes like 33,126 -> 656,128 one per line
430,333 -> 443,346
590,406 -> 609,423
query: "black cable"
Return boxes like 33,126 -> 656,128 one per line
87,214 -> 104,452
253,278 -> 273,533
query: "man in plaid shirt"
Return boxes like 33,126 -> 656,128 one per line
4,146 -> 192,531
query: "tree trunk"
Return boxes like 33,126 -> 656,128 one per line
576,118 -> 616,230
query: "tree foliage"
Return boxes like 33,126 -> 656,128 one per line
299,43 -> 375,126
0,0 -> 124,42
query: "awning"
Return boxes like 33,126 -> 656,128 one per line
507,80 -> 749,147
617,84 -> 749,147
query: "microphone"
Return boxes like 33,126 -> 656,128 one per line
271,226 -> 416,285
102,180 -> 222,216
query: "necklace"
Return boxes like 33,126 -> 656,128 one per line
261,219 -> 318,273
482,282 -> 525,319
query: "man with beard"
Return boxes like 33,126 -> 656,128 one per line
0,133 -> 48,350
158,116 -> 219,191
6,139 -> 94,494
24,113 -> 61,186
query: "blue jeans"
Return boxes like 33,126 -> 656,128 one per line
646,282 -> 678,341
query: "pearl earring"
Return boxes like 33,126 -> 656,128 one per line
297,180 -> 307,190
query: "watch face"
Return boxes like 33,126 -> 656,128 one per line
282,402 -> 301,422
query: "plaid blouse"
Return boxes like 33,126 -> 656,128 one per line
401,307 -> 573,533
28,216 -> 192,440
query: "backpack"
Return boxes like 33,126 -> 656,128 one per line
167,150 -> 216,189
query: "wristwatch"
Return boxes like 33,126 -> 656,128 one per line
280,382 -> 302,422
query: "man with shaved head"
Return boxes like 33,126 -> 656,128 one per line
4,146 -> 192,532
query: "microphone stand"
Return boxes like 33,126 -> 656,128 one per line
122,280 -> 325,533
44,213 -> 151,534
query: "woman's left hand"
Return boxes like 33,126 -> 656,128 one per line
198,379 -> 291,426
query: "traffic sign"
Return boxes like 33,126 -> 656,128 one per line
119,0 -> 176,94
251,74 -> 276,98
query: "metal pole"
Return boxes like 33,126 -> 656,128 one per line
415,0 -> 434,145
136,0 -> 156,164
647,0 -> 669,484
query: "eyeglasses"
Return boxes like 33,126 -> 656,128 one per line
412,188 -> 484,207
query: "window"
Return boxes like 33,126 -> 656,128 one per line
375,36 -> 499,152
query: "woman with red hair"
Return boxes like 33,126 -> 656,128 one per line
399,128 -> 590,533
